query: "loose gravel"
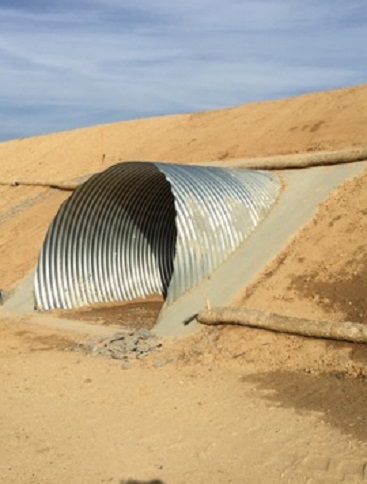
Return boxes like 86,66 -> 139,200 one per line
75,328 -> 163,365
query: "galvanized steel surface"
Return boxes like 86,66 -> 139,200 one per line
34,162 -> 280,311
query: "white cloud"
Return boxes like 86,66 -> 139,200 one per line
0,0 -> 366,140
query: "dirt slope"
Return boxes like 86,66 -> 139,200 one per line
235,164 -> 367,324
1,84 -> 367,483
0,83 -> 366,183
1,83 -> 367,289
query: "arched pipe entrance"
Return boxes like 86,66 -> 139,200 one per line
35,162 -> 281,314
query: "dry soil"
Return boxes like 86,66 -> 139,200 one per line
1,84 -> 367,483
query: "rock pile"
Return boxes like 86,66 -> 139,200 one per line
76,328 -> 163,367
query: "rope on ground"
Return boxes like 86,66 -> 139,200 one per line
198,307 -> 367,344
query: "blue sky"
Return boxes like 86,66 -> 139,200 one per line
0,0 -> 366,141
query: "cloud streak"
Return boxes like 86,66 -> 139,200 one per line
0,0 -> 366,141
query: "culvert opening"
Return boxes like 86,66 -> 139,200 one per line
34,161 -> 281,329
35,162 -> 177,321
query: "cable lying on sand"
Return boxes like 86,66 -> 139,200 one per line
198,307 -> 367,344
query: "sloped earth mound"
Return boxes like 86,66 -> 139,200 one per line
1,85 -> 367,483
1,83 -> 367,291
235,164 -> 367,325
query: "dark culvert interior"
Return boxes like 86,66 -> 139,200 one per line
35,162 -> 178,329
34,161 -> 281,331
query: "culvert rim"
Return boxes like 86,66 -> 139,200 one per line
34,161 -> 281,317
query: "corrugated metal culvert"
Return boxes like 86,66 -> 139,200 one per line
34,162 -> 281,313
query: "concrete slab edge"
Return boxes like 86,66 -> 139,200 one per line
154,160 -> 367,336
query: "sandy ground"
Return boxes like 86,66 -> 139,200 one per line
2,314 -> 367,484
235,164 -> 367,325
54,296 -> 164,329
1,84 -> 367,483
1,84 -> 367,185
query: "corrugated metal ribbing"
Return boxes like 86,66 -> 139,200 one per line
158,163 -> 280,305
34,162 -> 280,311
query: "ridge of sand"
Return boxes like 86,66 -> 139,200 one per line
0,83 -> 366,183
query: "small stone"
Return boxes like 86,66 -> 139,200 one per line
84,340 -> 96,352
96,336 -> 108,343
121,360 -> 131,370
137,350 -> 150,359
109,341 -> 125,351
154,359 -> 167,368
136,328 -> 152,340
100,348 -> 113,358
124,337 -> 138,352
109,348 -> 127,360
109,333 -> 126,343
137,340 -> 152,352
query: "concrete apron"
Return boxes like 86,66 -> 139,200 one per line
3,160 -> 366,337
154,159 -> 367,336
2,271 -> 122,337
